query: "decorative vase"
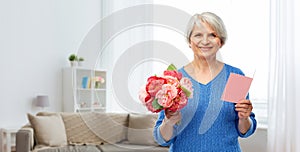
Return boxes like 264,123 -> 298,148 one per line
95,81 -> 101,88
70,61 -> 77,67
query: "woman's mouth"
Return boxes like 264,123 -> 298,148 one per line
199,47 -> 212,52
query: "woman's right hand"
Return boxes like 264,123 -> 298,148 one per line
160,110 -> 182,141
164,110 -> 181,126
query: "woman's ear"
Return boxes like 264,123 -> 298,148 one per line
217,39 -> 222,48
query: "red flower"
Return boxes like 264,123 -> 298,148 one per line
146,76 -> 167,96
139,87 -> 153,104
164,70 -> 182,80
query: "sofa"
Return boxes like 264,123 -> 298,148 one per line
16,112 -> 169,152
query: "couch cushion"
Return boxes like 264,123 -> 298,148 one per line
27,113 -> 67,146
97,144 -> 168,152
33,145 -> 101,152
127,113 -> 158,146
60,113 -> 104,145
79,112 -> 129,144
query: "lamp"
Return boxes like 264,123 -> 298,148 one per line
36,95 -> 50,109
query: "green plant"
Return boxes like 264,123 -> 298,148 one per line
68,54 -> 77,61
78,57 -> 84,61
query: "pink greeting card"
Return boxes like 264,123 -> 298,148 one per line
221,73 -> 253,103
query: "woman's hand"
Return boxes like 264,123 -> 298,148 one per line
235,99 -> 253,134
235,99 -> 253,120
164,110 -> 181,126
159,110 -> 182,141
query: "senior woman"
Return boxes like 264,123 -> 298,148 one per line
153,12 -> 257,152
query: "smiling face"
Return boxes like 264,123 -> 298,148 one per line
189,21 -> 222,60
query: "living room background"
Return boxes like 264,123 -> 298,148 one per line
0,0 -> 269,130
2,0 -> 300,151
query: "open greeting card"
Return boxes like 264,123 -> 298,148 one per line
221,73 -> 253,103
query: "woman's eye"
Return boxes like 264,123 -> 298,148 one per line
194,34 -> 202,37
208,33 -> 217,38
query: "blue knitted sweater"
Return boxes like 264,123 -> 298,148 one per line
153,64 -> 257,152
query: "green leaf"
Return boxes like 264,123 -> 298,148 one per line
167,64 -> 177,71
152,99 -> 163,110
181,86 -> 191,97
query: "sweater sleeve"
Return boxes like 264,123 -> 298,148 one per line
153,110 -> 176,146
237,112 -> 257,138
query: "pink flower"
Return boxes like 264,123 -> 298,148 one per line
146,76 -> 167,96
156,84 -> 178,108
180,77 -> 193,97
164,70 -> 182,80
168,89 -> 188,112
163,75 -> 180,87
95,76 -> 105,83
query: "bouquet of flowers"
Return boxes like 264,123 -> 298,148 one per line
138,64 -> 193,113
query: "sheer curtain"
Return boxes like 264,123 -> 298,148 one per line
268,0 -> 300,151
99,0 -> 154,112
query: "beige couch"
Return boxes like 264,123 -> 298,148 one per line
16,112 -> 168,152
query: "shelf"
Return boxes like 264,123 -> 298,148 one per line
69,66 -> 107,71
92,107 -> 106,110
76,88 -> 106,91
63,67 -> 107,112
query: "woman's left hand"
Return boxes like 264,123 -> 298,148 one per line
235,99 -> 253,119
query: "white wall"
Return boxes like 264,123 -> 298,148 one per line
0,0 -> 101,128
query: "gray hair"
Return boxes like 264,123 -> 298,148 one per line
186,12 -> 227,46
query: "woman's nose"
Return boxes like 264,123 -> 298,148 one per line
201,36 -> 210,44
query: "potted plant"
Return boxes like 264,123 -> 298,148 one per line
68,54 -> 78,66
78,57 -> 84,66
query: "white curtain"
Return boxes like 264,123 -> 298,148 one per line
99,0 -> 154,112
268,0 -> 300,151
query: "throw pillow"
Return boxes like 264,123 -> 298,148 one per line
127,113 -> 159,146
60,113 -> 104,145
36,111 -> 58,116
27,113 -> 67,146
